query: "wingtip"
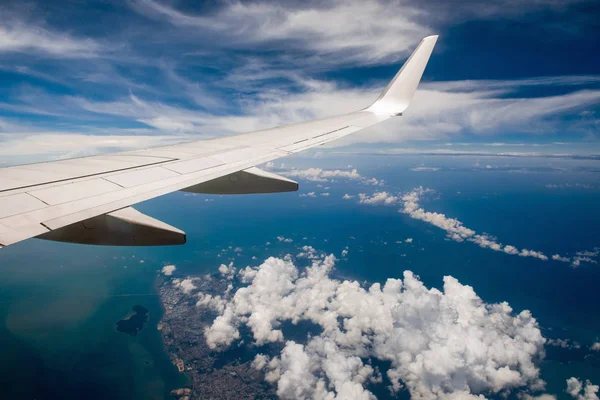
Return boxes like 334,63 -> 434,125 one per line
367,34 -> 438,116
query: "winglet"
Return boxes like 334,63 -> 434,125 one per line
367,35 -> 438,116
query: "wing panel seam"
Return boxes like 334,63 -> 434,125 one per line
0,159 -> 177,194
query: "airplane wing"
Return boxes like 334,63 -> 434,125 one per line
0,35 -> 438,248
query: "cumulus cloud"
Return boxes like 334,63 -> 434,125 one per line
297,245 -> 321,260
566,378 -> 600,400
277,236 -> 293,243
282,168 -> 362,182
219,262 -> 236,280
252,354 -> 269,371
277,167 -> 385,187
358,191 -> 399,205
552,254 -> 570,262
591,343 -> 600,351
196,293 -> 226,313
342,194 -> 355,200
161,264 -> 176,276
173,278 -> 197,294
299,192 -> 316,198
203,254 -> 547,399
522,395 -> 557,400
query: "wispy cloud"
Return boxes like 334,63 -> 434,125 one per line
129,0 -> 430,65
0,21 -> 105,58
0,1 -> 598,164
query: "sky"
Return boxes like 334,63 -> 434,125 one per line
0,0 -> 599,165
1,1 -> 600,399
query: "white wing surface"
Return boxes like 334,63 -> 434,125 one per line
0,35 -> 438,248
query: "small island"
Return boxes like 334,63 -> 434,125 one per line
116,305 -> 149,336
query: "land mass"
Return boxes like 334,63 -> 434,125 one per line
116,305 -> 149,336
157,275 -> 276,400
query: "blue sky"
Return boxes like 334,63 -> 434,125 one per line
0,0 -> 599,164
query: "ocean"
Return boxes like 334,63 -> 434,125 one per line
0,153 -> 598,399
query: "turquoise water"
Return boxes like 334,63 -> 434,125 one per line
0,153 -> 599,398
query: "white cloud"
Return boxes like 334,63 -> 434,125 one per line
353,186 -> 596,267
4,72 -> 598,164
282,168 -> 362,182
591,343 -> 600,351
277,236 -> 293,243
342,194 -> 355,200
299,192 -> 316,198
405,238 -> 413,243
252,354 -> 269,370
320,192 -> 330,197
196,293 -> 226,313
358,191 -> 399,206
129,0 -> 429,66
297,245 -> 320,260
0,1 -> 597,167
522,395 -> 557,400
566,378 -> 600,400
546,183 -> 598,190
218,262 -> 236,280
410,167 -> 440,172
336,83 -> 600,147
138,116 -> 194,132
0,131 -> 185,164
277,167 -> 384,187
0,22 -> 104,57
173,278 -> 197,294
547,338 -> 580,349
239,266 -> 259,284
204,254 -> 546,398
400,187 -> 552,261
161,264 -> 176,276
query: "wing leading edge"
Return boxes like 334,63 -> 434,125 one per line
0,35 -> 438,248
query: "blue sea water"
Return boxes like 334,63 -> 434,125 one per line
0,152 -> 599,398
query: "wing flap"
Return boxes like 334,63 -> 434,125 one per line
38,206 -> 186,246
183,167 -> 298,194
161,157 -> 223,174
104,166 -> 181,188
29,178 -> 122,206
